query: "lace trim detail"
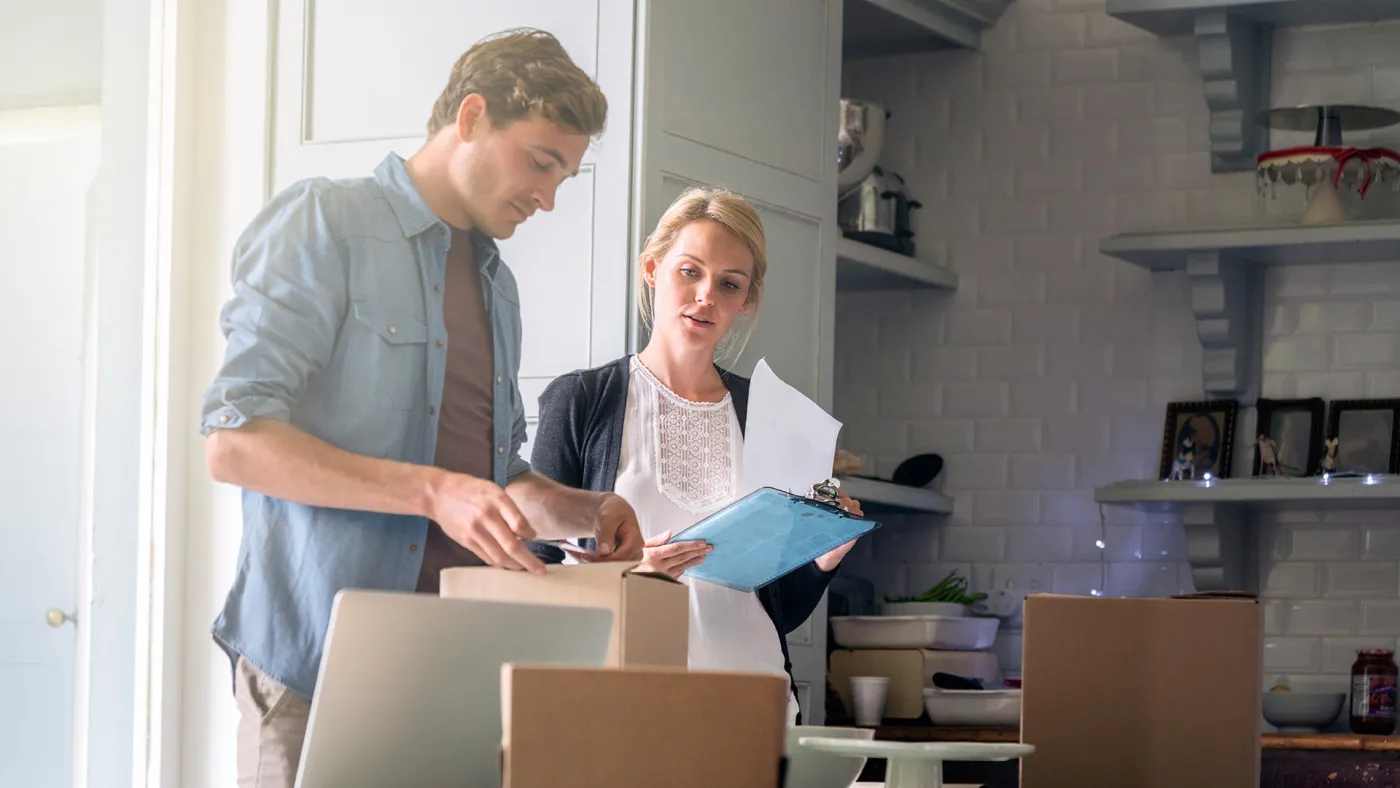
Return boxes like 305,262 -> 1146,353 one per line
632,357 -> 737,513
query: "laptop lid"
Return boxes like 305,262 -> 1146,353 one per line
294,589 -> 614,788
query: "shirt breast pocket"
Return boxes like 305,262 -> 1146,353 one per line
349,301 -> 428,411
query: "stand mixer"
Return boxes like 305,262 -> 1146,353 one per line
837,99 -> 887,199
838,98 -> 922,256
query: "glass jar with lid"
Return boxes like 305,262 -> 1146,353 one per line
1350,649 -> 1398,735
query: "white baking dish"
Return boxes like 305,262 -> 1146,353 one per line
880,601 -> 967,618
829,615 -> 999,650
923,687 -> 1022,728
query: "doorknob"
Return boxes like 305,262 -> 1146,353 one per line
46,608 -> 77,628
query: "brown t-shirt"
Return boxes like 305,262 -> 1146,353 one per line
415,228 -> 496,593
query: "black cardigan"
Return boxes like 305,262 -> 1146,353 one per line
528,355 -> 838,713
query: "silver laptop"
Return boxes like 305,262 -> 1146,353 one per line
294,589 -> 613,788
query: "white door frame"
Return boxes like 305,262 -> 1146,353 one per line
138,0 -> 279,784
83,0 -> 192,784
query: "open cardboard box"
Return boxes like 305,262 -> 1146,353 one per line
441,562 -> 689,668
1020,592 -> 1263,788
501,664 -> 789,788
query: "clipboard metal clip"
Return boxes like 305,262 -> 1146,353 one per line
809,478 -> 842,507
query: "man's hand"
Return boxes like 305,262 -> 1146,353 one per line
570,492 -> 645,562
427,471 -> 546,574
633,530 -> 711,579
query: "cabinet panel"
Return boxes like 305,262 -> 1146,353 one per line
651,0 -> 831,185
651,174 -> 823,395
272,0 -> 634,424
499,169 -> 595,380
637,0 -> 841,724
301,0 -> 599,143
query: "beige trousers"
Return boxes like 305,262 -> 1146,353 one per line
234,655 -> 313,788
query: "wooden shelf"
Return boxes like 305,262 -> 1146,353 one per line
844,0 -> 1011,57
836,238 -> 958,292
1099,218 -> 1400,406
1095,475 -> 1400,511
1105,0 -> 1400,173
1096,475 -> 1400,595
1107,0 -> 1400,39
837,475 -> 954,516
1099,220 -> 1400,272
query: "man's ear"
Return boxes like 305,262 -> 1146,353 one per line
456,94 -> 488,142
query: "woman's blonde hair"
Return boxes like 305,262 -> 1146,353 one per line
636,186 -> 768,362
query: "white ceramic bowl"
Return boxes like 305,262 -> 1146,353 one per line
1261,691 -> 1346,733
881,601 -> 967,618
785,725 -> 874,788
923,688 -> 1022,728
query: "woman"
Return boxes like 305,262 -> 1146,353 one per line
529,186 -> 862,724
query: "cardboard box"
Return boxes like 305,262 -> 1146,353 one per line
501,665 -> 788,788
440,563 -> 689,668
1020,592 -> 1263,788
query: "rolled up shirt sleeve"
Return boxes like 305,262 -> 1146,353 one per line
200,180 -> 348,435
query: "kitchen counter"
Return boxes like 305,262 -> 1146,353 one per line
1262,733 -> 1400,751
830,722 -> 1400,751
827,723 -> 1400,788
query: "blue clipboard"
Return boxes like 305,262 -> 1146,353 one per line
664,486 -> 880,593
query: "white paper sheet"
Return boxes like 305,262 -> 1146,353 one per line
741,359 -> 843,498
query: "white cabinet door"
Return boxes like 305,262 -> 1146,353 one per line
271,0 -> 635,452
635,0 -> 842,722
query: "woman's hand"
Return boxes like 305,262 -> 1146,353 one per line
635,530 -> 712,579
815,492 -> 864,572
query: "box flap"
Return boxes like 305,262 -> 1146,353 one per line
1171,591 -> 1258,601
442,563 -> 689,669
619,568 -> 690,667
622,566 -> 685,585
443,562 -> 631,593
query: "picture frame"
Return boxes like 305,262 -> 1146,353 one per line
1158,399 -> 1239,481
1325,399 -> 1400,475
1253,398 -> 1325,477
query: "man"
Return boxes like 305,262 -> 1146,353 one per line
199,28 -> 643,787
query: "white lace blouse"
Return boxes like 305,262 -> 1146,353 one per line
613,356 -> 798,723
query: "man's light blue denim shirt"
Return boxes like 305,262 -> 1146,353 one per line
200,153 -> 531,698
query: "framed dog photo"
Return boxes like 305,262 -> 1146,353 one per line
1253,398 -> 1325,477
1158,400 -> 1239,480
1326,399 -> 1400,474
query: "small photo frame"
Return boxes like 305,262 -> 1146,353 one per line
1325,399 -> 1400,474
1159,399 -> 1239,480
1253,398 -> 1325,477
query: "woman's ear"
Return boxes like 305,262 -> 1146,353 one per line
641,254 -> 658,287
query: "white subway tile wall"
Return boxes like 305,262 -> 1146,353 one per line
836,4 -> 1400,674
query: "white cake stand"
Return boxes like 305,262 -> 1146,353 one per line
795,738 -> 1034,788
1255,145 -> 1400,224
